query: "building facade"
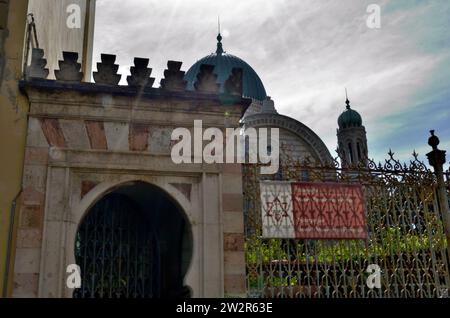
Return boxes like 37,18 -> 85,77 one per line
11,50 -> 250,297
1,4 -> 368,298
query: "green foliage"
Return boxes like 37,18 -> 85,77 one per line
246,226 -> 447,271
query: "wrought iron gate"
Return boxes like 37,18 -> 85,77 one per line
74,193 -> 160,298
243,151 -> 450,298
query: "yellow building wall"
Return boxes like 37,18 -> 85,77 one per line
0,0 -> 96,297
0,0 -> 30,297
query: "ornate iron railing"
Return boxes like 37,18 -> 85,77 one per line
74,193 -> 159,298
243,151 -> 450,298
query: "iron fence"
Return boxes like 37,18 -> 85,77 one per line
243,151 -> 450,298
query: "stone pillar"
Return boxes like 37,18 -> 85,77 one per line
426,130 -> 450,256
12,118 -> 50,297
221,163 -> 246,297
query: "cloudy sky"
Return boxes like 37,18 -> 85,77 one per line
92,0 -> 450,165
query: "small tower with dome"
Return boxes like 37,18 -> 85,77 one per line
337,92 -> 368,166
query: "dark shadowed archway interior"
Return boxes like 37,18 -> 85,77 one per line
73,181 -> 193,298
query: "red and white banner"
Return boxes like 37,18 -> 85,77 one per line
260,181 -> 367,239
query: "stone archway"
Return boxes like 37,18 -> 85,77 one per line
243,113 -> 334,164
73,181 -> 193,298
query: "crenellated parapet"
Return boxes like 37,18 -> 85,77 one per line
22,49 -> 249,114
25,48 -> 49,80
194,64 -> 220,93
127,57 -> 155,89
160,61 -> 187,92
54,51 -> 84,82
93,54 -> 121,85
224,67 -> 243,96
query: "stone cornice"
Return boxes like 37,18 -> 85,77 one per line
19,78 -> 252,117
47,148 -> 221,176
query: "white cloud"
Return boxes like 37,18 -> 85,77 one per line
92,0 -> 448,162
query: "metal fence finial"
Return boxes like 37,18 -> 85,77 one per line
427,130 -> 446,167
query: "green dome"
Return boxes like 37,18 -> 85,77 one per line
338,99 -> 363,129
184,34 -> 267,101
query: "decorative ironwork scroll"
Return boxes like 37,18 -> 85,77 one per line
73,193 -> 159,298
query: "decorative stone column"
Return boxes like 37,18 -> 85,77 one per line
426,130 -> 450,255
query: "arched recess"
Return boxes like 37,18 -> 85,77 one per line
70,180 -> 193,298
243,113 -> 334,165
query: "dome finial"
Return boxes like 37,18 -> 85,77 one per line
216,16 -> 224,55
345,88 -> 351,109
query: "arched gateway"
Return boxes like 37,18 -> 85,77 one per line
73,182 -> 192,298
14,67 -> 248,298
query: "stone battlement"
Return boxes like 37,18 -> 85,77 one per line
23,48 -> 249,107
